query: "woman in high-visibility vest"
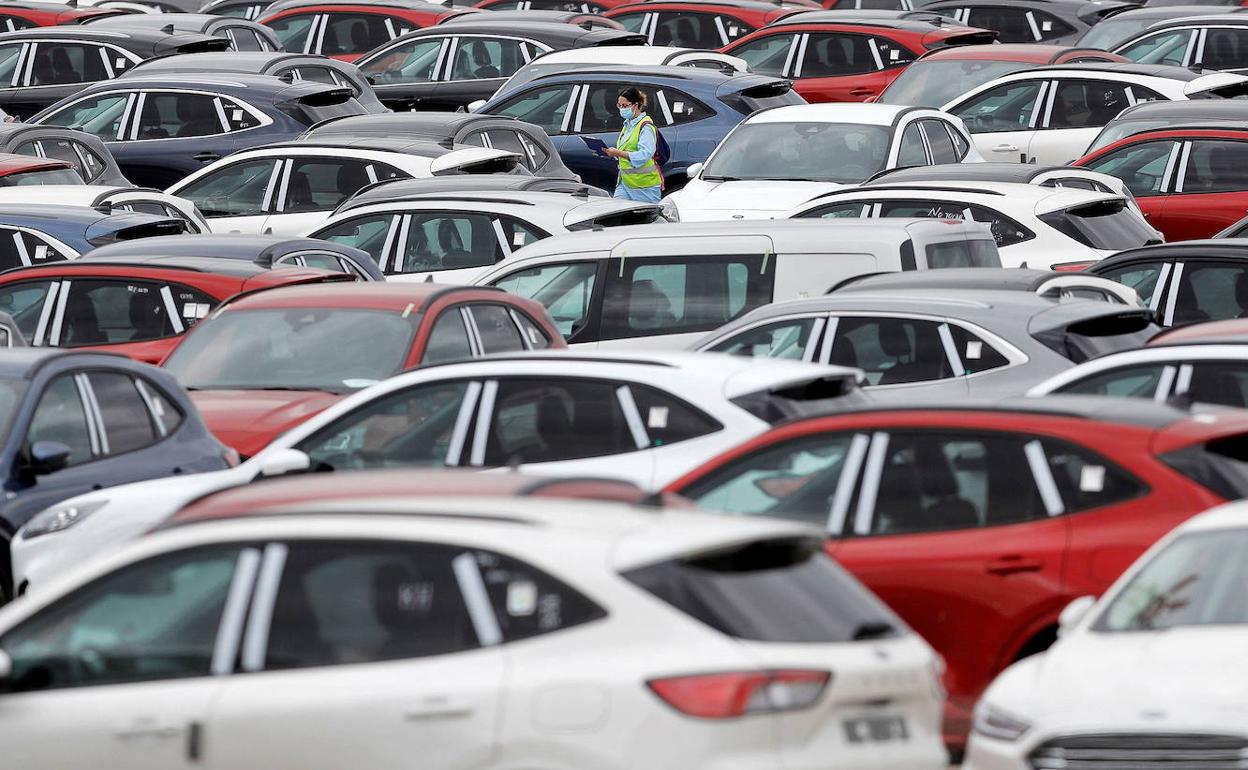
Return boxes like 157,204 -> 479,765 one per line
602,87 -> 662,203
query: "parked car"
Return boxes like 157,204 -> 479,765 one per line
0,27 -> 230,120
84,12 -> 282,52
476,0 -> 638,12
126,51 -> 388,114
605,0 -> 804,47
471,218 -> 1000,348
0,186 -> 205,232
0,1 -> 128,29
0,255 -> 353,361
1075,125 -> 1248,241
789,182 -> 1160,268
336,175 -> 611,212
0,122 -> 127,186
12,351 -> 867,590
1078,4 -> 1247,50
0,349 -> 231,597
965,500 -> 1248,770
1084,97 -> 1248,155
161,283 -> 564,456
924,0 -> 1136,45
866,162 -> 1141,209
1113,13 -> 1248,71
166,140 -> 524,235
354,20 -> 645,111
303,112 -> 577,179
695,287 -> 1158,396
0,203 -> 186,259
84,232 -> 384,280
310,189 -> 668,282
1215,213 -> 1248,237
1147,316 -> 1248,343
0,154 -> 80,186
665,396 -> 1248,750
830,265 -> 1143,304
1088,240 -> 1248,326
942,62 -> 1248,165
878,43 -> 1128,108
440,9 -> 626,28
665,103 -> 981,221
31,74 -> 368,188
200,0 -> 274,19
722,14 -> 995,103
259,0 -> 477,61
476,64 -> 805,191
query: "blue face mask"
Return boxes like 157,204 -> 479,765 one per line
619,106 -> 634,120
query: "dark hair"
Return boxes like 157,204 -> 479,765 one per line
618,87 -> 647,109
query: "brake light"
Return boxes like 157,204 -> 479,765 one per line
647,670 -> 830,719
1051,260 -> 1095,272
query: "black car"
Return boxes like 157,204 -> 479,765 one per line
32,74 -> 367,188
304,111 -> 578,179
1088,241 -> 1248,326
199,0 -> 274,18
126,51 -> 388,113
0,122 -> 127,185
0,348 -> 229,595
924,0 -> 1137,45
0,27 -> 231,120
83,233 -> 385,280
84,13 -> 282,53
354,20 -> 644,110
1076,4 -> 1245,50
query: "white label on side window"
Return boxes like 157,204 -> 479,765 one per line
889,48 -> 900,60
33,244 -> 47,260
1080,465 -> 1106,493
115,58 -> 126,69
1041,20 -> 1052,30
232,109 -> 244,121
648,406 -> 669,429
506,581 -> 538,617
673,101 -> 684,112
966,341 -> 982,360
728,25 -> 739,35
513,231 -> 526,247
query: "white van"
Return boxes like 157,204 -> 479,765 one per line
472,218 -> 998,349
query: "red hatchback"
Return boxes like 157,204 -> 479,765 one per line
0,154 -> 82,186
476,0 -> 638,11
260,0 -> 476,60
666,397 -> 1248,751
605,0 -> 811,49
723,15 -> 994,102
0,257 -> 352,363
0,1 -> 127,29
1075,126 -> 1248,241
160,283 -> 564,457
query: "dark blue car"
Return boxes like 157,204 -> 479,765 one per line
0,204 -> 187,263
29,74 -> 369,188
474,64 -> 804,191
0,349 -> 229,596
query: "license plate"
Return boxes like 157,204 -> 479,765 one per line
843,715 -> 909,744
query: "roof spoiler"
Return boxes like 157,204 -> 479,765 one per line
729,372 -> 866,425
926,30 -> 997,48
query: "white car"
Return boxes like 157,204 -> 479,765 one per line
942,62 -> 1248,165
166,142 -> 521,236
12,351 -> 866,590
663,103 -> 984,222
965,499 -> 1248,770
1028,342 -> 1248,406
0,185 -> 210,234
307,189 -> 668,283
787,181 -> 1161,268
0,473 -> 947,770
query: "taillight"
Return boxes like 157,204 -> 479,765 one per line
1051,260 -> 1095,272
223,448 -> 241,467
647,670 -> 831,719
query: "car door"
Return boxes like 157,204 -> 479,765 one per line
0,544 -> 254,770
266,12 -> 322,54
1030,79 -> 1160,165
1115,26 -> 1196,66
7,41 -> 130,120
485,82 -> 585,180
794,32 -> 915,103
120,90 -> 241,188
172,156 -> 282,234
1164,138 -> 1248,241
266,156 -> 406,236
0,40 -> 32,119
313,211 -> 398,273
947,78 -> 1047,163
1191,26 -> 1248,73
357,36 -> 448,111
1079,138 -> 1179,234
821,314 -> 969,397
48,278 -> 214,363
204,540 -> 506,770
437,36 -> 545,111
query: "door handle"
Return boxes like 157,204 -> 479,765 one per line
985,555 -> 1043,576
849,88 -> 874,96
113,719 -> 183,741
402,694 -> 475,721
991,144 -> 1019,153
192,152 -> 221,163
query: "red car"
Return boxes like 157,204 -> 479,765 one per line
160,283 -> 565,457
722,14 -> 994,102
1148,317 -> 1248,346
476,0 -> 637,12
0,154 -> 83,186
0,257 -> 352,363
0,0 -> 127,29
260,0 -> 477,60
1075,126 -> 1248,241
665,397 -> 1248,752
605,0 -> 813,49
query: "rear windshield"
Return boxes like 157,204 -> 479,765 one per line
721,83 -> 806,115
1,168 -> 83,187
1076,18 -> 1151,53
1162,437 -> 1248,500
1039,200 -> 1158,251
623,538 -> 902,643
925,238 -> 1001,269
879,59 -> 1026,109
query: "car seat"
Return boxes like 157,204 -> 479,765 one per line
334,163 -> 370,203
1172,279 -> 1210,325
471,41 -> 500,79
347,19 -> 370,53
1205,29 -> 1239,69
175,98 -> 219,138
264,574 -> 337,667
62,297 -> 105,345
828,334 -> 858,368
813,36 -> 847,76
873,446 -> 925,533
913,441 -> 979,529
1186,364 -> 1247,408
533,392 -> 575,461
878,323 -> 947,385
128,290 -> 166,341
627,279 -> 678,330
371,562 -> 469,658
50,46 -> 75,84
285,170 -> 316,212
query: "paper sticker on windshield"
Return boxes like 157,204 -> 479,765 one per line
183,302 -> 210,319
115,58 -> 127,69
647,406 -> 669,429
728,25 -> 739,36
1079,465 -> 1105,493
32,244 -> 47,261
506,581 -> 538,617
965,341 -> 982,360
232,109 -> 244,122
673,101 -> 684,113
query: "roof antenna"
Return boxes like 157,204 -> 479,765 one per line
1167,391 -> 1195,411
424,274 -> 434,283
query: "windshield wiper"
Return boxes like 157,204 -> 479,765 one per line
700,174 -> 741,182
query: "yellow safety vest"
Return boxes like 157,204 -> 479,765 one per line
616,116 -> 662,190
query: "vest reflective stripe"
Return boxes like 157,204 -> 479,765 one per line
616,116 -> 661,189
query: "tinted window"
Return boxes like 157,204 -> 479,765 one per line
484,378 -> 635,464
492,84 -> 576,133
731,34 -> 795,77
651,11 -> 725,48
922,120 -> 959,164
268,13 -> 316,52
135,378 -> 183,436
1199,27 -> 1248,70
1057,363 -> 1168,398
709,317 -> 819,359
448,37 -> 530,81
176,158 -> 276,217
966,6 -> 1033,42
316,214 -> 394,259
897,122 -> 927,166
1173,263 -> 1248,325
1039,200 -> 1156,251
1182,140 -> 1248,194
89,371 -> 158,455
470,304 -> 525,354
321,13 -> 395,57
947,323 -> 1009,374
491,262 -> 597,338
1031,10 -> 1072,41
18,139 -> 86,181
58,279 -> 177,346
879,200 -> 1033,248
580,83 -> 660,133
29,42 -> 110,86
475,550 -> 605,641
39,93 -> 129,140
657,88 -> 711,125
1118,29 -> 1194,66
361,38 -> 443,83
226,26 -> 264,51
1048,81 -> 1132,130
1185,360 -> 1248,408
0,279 -> 51,339
800,33 -> 878,77
1085,140 -> 1176,198
422,308 -> 473,364
283,158 -> 390,213
1043,438 -> 1144,514
629,383 -> 720,447
0,42 -> 21,86
135,93 -> 224,140
27,374 -> 93,467
828,316 -> 953,385
952,80 -> 1043,134
397,213 -> 502,274
801,202 -> 869,219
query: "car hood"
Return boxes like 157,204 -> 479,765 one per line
671,179 -> 846,220
191,389 -> 345,458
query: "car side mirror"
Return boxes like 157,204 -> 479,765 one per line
255,447 -> 311,479
686,162 -> 703,179
467,99 -> 486,113
1058,595 -> 1097,636
25,441 -> 71,477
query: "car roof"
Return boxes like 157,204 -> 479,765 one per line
0,347 -> 124,379
812,180 -> 1117,207
84,233 -> 354,260
42,254 -> 287,278
223,282 -> 506,312
1171,500 -> 1248,535
0,202 -> 113,224
1105,4 -> 1243,17
1148,318 -> 1248,346
1019,61 -> 1208,80
0,26 -> 218,47
867,162 -> 1101,185
831,267 -> 1113,294
918,42 -> 1102,61
106,72 -> 340,98
0,154 -> 71,176
748,102 -> 919,125
306,110 -> 501,138
88,12 -> 248,29
341,176 -> 601,209
345,189 -> 629,212
278,137 -> 472,156
263,0 -> 459,13
397,19 -> 637,44
1112,98 -> 1248,120
520,62 -> 749,86
129,51 -> 313,74
614,0 -> 794,11
1095,239 -> 1248,269
767,13 -> 965,31
1144,12 -> 1248,25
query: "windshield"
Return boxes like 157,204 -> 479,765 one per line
164,308 -> 418,392
1087,118 -> 1173,154
1077,18 -> 1149,51
1039,200 -> 1159,251
879,60 -> 1028,109
926,238 -> 1002,268
1097,529 -> 1248,631
0,378 -> 25,439
702,122 -> 891,184
1,168 -> 84,186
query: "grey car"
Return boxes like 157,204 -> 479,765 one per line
82,234 -> 384,281
830,267 -> 1144,305
693,287 -> 1159,398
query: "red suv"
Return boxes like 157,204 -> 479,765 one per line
476,0 -> 637,11
0,1 -> 126,29
260,0 -> 477,60
1075,126 -> 1248,241
605,0 -> 812,49
0,257 -> 353,363
0,154 -> 82,186
723,15 -> 994,102
160,283 -> 564,457
666,397 -> 1248,752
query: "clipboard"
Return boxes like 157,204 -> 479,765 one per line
581,136 -> 609,156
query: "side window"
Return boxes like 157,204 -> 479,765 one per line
1096,261 -> 1165,307
708,317 -> 820,359
1186,361 -> 1248,408
0,546 -> 243,692
612,11 -> 646,32
267,13 -> 316,52
884,201 -> 1032,248
0,230 -> 63,270
800,33 -> 878,77
29,43 -> 109,86
828,316 -> 954,385
950,125 -> 970,159
628,383 -> 720,447
730,33 -> 795,77
511,310 -> 551,350
655,89 -> 711,125
71,140 -> 106,182
320,13 -> 393,57
360,38 -> 444,83
484,378 -> 636,465
1056,363 -> 1170,398
225,26 -> 264,51
801,202 -> 870,219
135,93 -> 225,140
447,38 -> 530,81
0,42 -> 21,87
316,214 -> 394,261
398,213 -> 502,274
897,122 -> 928,166
946,323 -> 1010,375
872,36 -> 915,69
0,16 -> 34,32
1199,27 -> 1248,70
483,128 -> 528,165
951,80 -> 1044,134
217,96 -> 258,132
517,132 -> 550,169
1172,263 -> 1248,325
1118,29 -> 1193,66
1030,10 -> 1073,41
579,83 -> 660,133
59,279 -> 178,346
921,120 -> 959,164
494,215 -> 545,251
1082,140 -> 1177,198
177,158 -> 279,217
1047,80 -> 1131,130
0,279 -> 52,340
602,255 -> 775,340
1041,438 -> 1145,514
1181,140 -> 1248,194
470,303 -> 525,354
135,378 -> 183,436
291,65 -> 337,85
27,374 -> 93,467
88,371 -> 159,455
492,84 -> 577,133
491,261 -> 598,338
718,15 -> 754,43
475,550 -> 605,642
19,138 -> 83,179
38,93 -> 129,140
967,7 -> 1033,43
264,541 -> 478,671
423,308 -> 473,364
282,158 -> 377,213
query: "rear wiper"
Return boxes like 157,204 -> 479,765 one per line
851,621 -> 899,641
